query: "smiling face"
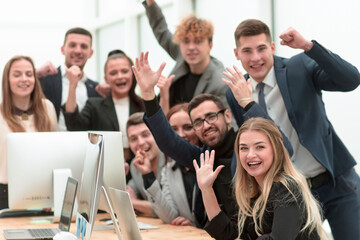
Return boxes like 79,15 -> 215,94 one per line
239,130 -> 274,185
234,33 -> 275,83
61,33 -> 93,69
105,57 -> 133,99
169,110 -> 199,146
189,100 -> 231,148
127,123 -> 160,162
179,34 -> 212,73
9,59 -> 35,102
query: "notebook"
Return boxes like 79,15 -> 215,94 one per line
3,177 -> 78,240
108,187 -> 152,240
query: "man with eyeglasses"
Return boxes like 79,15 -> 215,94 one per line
132,52 -> 293,236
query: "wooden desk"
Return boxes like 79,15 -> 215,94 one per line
0,213 -> 214,240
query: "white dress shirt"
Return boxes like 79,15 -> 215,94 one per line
250,67 -> 326,178
113,96 -> 130,148
58,65 -> 88,131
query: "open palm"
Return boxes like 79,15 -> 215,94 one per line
193,150 -> 223,192
132,51 -> 166,99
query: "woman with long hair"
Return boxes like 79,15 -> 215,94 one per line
63,50 -> 144,162
0,56 -> 57,209
194,117 -> 325,239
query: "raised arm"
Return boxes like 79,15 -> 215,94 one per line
36,61 -> 58,78
193,150 -> 223,220
133,52 -> 202,169
224,66 -> 294,157
280,27 -> 360,91
132,51 -> 165,101
142,0 -> 181,60
157,74 -> 174,115
64,65 -> 83,113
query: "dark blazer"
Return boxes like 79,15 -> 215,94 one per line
63,95 -> 144,131
39,66 -> 100,120
205,181 -> 321,240
226,40 -> 360,182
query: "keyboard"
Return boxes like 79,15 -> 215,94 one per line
29,228 -> 58,238
0,209 -> 53,218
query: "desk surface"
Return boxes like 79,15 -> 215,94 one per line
0,213 -> 214,240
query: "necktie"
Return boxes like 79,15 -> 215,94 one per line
257,82 -> 267,113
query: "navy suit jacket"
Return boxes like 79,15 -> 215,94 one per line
39,66 -> 100,120
227,41 -> 360,182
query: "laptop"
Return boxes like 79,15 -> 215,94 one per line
108,187 -> 151,240
3,177 -> 78,240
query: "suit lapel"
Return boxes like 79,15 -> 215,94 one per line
54,68 -> 63,112
274,56 -> 298,130
169,162 -> 191,211
193,61 -> 213,96
101,96 -> 119,131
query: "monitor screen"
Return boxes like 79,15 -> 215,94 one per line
76,133 -> 104,239
59,177 -> 78,232
7,131 -> 88,210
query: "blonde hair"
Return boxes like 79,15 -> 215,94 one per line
1,56 -> 52,132
234,117 -> 325,239
173,14 -> 214,44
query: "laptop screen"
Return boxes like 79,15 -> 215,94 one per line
59,177 -> 78,232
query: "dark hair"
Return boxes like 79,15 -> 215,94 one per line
234,19 -> 272,47
64,27 -> 92,46
188,93 -> 226,116
107,49 -> 125,57
104,51 -> 144,111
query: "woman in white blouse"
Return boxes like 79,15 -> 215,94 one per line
0,56 -> 58,209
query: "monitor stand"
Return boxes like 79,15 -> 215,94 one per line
99,186 -> 123,240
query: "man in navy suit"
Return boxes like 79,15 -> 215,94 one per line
37,27 -> 101,131
225,19 -> 360,240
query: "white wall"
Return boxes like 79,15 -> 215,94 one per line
273,0 -> 360,174
0,0 -> 359,173
0,0 -> 97,83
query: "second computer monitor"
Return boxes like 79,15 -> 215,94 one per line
76,133 -> 104,239
7,131 -> 88,209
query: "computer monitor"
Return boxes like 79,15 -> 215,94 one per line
7,131 -> 88,210
90,131 -> 126,212
7,131 -> 127,213
76,133 -> 104,239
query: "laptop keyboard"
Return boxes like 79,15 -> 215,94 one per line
28,228 -> 56,238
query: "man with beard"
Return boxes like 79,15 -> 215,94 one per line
131,52 -> 293,232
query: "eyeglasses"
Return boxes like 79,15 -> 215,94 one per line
192,109 -> 226,131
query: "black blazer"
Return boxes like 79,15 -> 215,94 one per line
63,95 -> 144,131
39,66 -> 100,120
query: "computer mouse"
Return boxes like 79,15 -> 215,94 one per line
53,231 -> 77,240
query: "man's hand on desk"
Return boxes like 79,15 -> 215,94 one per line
170,216 -> 193,226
